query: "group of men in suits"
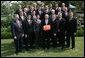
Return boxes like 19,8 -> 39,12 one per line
11,2 -> 77,55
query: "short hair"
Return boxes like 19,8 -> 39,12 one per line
45,14 -> 49,18
24,8 -> 27,11
58,12 -> 62,16
69,11 -> 73,15
51,9 -> 55,12
33,3 -> 37,6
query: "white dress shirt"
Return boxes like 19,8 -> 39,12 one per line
45,19 -> 48,25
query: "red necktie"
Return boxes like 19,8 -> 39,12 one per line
17,21 -> 21,29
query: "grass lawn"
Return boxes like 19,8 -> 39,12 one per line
1,37 -> 84,57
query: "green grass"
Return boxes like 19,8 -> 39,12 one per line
1,37 -> 84,57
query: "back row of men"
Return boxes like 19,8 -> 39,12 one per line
11,2 -> 77,55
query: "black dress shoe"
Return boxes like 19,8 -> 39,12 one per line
72,48 -> 75,50
19,50 -> 22,52
43,47 -> 45,49
53,46 -> 56,48
15,52 -> 18,55
61,47 -> 64,50
26,49 -> 29,51
47,47 -> 49,49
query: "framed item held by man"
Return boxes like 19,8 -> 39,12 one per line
43,25 -> 51,31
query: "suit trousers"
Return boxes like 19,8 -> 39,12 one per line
14,37 -> 23,53
66,32 -> 75,48
29,32 -> 34,48
51,33 -> 57,48
42,31 -> 50,49
34,31 -> 39,48
57,32 -> 65,48
23,36 -> 29,50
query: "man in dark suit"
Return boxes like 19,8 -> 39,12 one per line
49,4 -> 53,15
36,6 -> 43,20
33,3 -> 37,11
23,7 -> 30,19
11,14 -> 24,55
23,8 -> 28,19
55,3 -> 59,15
14,5 -> 23,17
57,7 -> 62,15
31,11 -> 37,20
42,5 -> 50,20
61,3 -> 66,12
62,7 -> 69,45
41,14 -> 51,49
62,7 -> 69,20
57,13 -> 65,49
19,11 -> 25,21
25,15 -> 33,49
51,15 -> 58,48
19,11 -> 27,48
66,11 -> 77,49
41,2 -> 45,12
49,9 -> 57,20
33,14 -> 41,48
29,6 -> 34,15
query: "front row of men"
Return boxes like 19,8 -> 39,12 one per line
11,12 -> 77,55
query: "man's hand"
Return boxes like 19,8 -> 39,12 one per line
22,34 -> 24,37
14,36 -> 17,40
54,33 -> 56,36
25,34 -> 27,38
74,32 -> 76,35
65,31 -> 67,35
58,29 -> 60,32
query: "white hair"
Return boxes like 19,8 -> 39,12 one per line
45,14 -> 49,18
51,9 -> 55,12
24,8 -> 27,11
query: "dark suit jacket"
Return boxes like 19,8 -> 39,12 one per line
66,17 -> 77,33
55,7 -> 58,15
36,10 -> 43,20
42,10 -> 50,20
14,9 -> 23,17
62,12 -> 69,31
19,16 -> 25,21
28,10 -> 34,15
57,18 -> 66,33
49,14 -> 57,21
33,19 -> 41,32
25,19 -> 33,35
62,12 -> 69,20
51,18 -> 58,33
11,20 -> 24,39
31,15 -> 37,20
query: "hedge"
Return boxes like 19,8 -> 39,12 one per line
1,32 -> 13,39
76,30 -> 84,36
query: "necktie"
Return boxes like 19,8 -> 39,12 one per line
69,18 -> 71,23
17,21 -> 21,29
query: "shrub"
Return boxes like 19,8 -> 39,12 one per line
1,16 -> 13,27
1,26 -> 11,32
76,30 -> 84,36
80,25 -> 84,30
1,32 -> 13,39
